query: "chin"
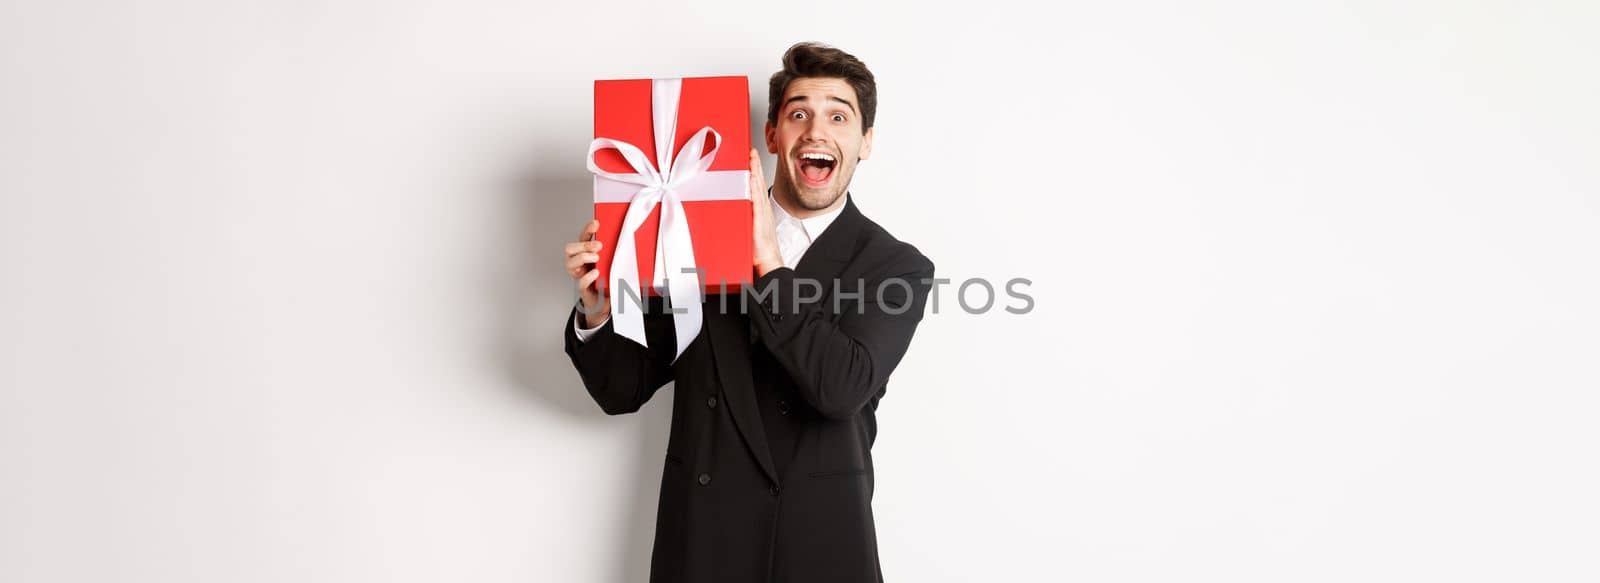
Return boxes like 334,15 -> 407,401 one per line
796,189 -> 844,211
783,167 -> 849,211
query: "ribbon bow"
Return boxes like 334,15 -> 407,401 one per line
586,78 -> 745,361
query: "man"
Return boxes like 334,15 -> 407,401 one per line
561,42 -> 934,583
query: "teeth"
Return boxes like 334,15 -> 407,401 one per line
799,152 -> 835,162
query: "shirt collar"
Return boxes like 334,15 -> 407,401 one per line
769,188 -> 848,241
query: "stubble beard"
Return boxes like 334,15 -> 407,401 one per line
776,158 -> 852,212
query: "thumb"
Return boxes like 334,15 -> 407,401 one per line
748,149 -> 763,200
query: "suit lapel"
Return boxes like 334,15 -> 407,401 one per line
705,309 -> 779,485
702,195 -> 867,487
794,195 -> 864,280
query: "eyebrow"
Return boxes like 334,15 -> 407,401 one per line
783,94 -> 858,115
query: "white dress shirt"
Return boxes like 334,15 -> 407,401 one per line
574,192 -> 847,342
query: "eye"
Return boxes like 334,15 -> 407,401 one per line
791,110 -> 807,120
832,113 -> 846,123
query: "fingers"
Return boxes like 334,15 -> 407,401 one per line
750,150 -> 771,221
577,267 -> 608,323
748,148 -> 767,201
565,220 -> 603,255
749,150 -> 758,200
564,239 -> 603,257
565,219 -> 604,279
566,220 -> 601,252
566,251 -> 600,277
578,266 -> 601,290
566,252 -> 600,267
565,220 -> 601,253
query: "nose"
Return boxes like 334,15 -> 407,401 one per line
800,117 -> 827,142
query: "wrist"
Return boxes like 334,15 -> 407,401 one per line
578,303 -> 610,328
754,258 -> 783,277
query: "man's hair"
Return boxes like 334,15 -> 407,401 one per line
767,42 -> 877,134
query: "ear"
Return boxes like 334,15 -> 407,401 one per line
858,126 -> 874,162
764,121 -> 778,155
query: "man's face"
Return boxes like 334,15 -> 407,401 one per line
765,77 -> 874,212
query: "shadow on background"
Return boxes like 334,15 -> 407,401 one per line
489,140 -> 671,583
487,89 -> 768,582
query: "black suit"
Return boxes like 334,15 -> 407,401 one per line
564,197 -> 935,582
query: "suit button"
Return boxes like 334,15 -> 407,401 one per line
769,485 -> 781,496
706,396 -> 717,408
777,400 -> 790,415
697,473 -> 711,486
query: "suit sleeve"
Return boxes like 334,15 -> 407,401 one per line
746,248 -> 935,420
563,302 -> 675,415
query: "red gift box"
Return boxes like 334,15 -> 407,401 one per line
588,76 -> 752,298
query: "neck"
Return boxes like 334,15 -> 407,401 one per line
772,180 -> 848,220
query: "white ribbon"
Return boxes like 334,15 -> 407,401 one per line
586,78 -> 749,362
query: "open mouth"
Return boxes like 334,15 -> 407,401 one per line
796,151 -> 836,187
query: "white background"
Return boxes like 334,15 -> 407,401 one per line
4,1 -> 1598,581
